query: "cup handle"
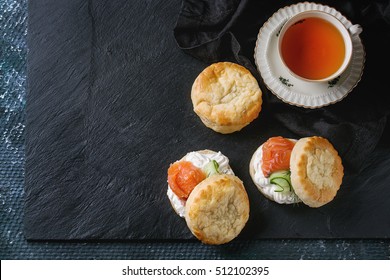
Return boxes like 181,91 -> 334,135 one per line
349,24 -> 363,36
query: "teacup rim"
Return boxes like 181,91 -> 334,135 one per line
277,10 -> 353,83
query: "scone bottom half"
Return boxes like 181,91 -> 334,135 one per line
185,174 -> 250,245
191,62 -> 262,134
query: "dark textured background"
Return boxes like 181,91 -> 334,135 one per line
1,0 -> 390,259
23,0 -> 390,240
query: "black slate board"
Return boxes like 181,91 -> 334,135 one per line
25,0 -> 390,240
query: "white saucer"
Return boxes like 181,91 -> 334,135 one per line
254,2 -> 365,108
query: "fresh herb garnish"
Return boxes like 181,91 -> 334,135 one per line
203,160 -> 220,177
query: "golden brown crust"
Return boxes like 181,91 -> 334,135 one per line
290,136 -> 344,208
185,174 -> 250,244
191,62 -> 262,134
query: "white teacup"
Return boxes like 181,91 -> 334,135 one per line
278,10 -> 362,82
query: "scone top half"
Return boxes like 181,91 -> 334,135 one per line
185,174 -> 250,245
290,136 -> 344,208
191,62 -> 262,134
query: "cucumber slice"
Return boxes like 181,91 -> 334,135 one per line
203,160 -> 220,177
269,170 -> 291,183
270,178 -> 291,192
269,170 -> 292,192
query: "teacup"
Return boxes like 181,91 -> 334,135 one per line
278,10 -> 362,82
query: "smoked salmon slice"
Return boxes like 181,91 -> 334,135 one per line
261,136 -> 295,177
168,161 -> 206,199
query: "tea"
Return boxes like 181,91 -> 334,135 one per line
280,17 -> 345,80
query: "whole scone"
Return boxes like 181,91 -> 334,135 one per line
290,136 -> 344,208
191,62 -> 262,134
185,174 -> 249,245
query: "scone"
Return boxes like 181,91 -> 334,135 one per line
167,150 -> 234,217
290,137 -> 344,208
191,62 -> 262,134
249,136 -> 344,208
185,174 -> 250,244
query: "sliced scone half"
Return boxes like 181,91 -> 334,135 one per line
290,136 -> 344,208
185,174 -> 250,244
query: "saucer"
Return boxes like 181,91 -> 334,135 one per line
254,2 -> 365,108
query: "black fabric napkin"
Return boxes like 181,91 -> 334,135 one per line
174,0 -> 390,173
